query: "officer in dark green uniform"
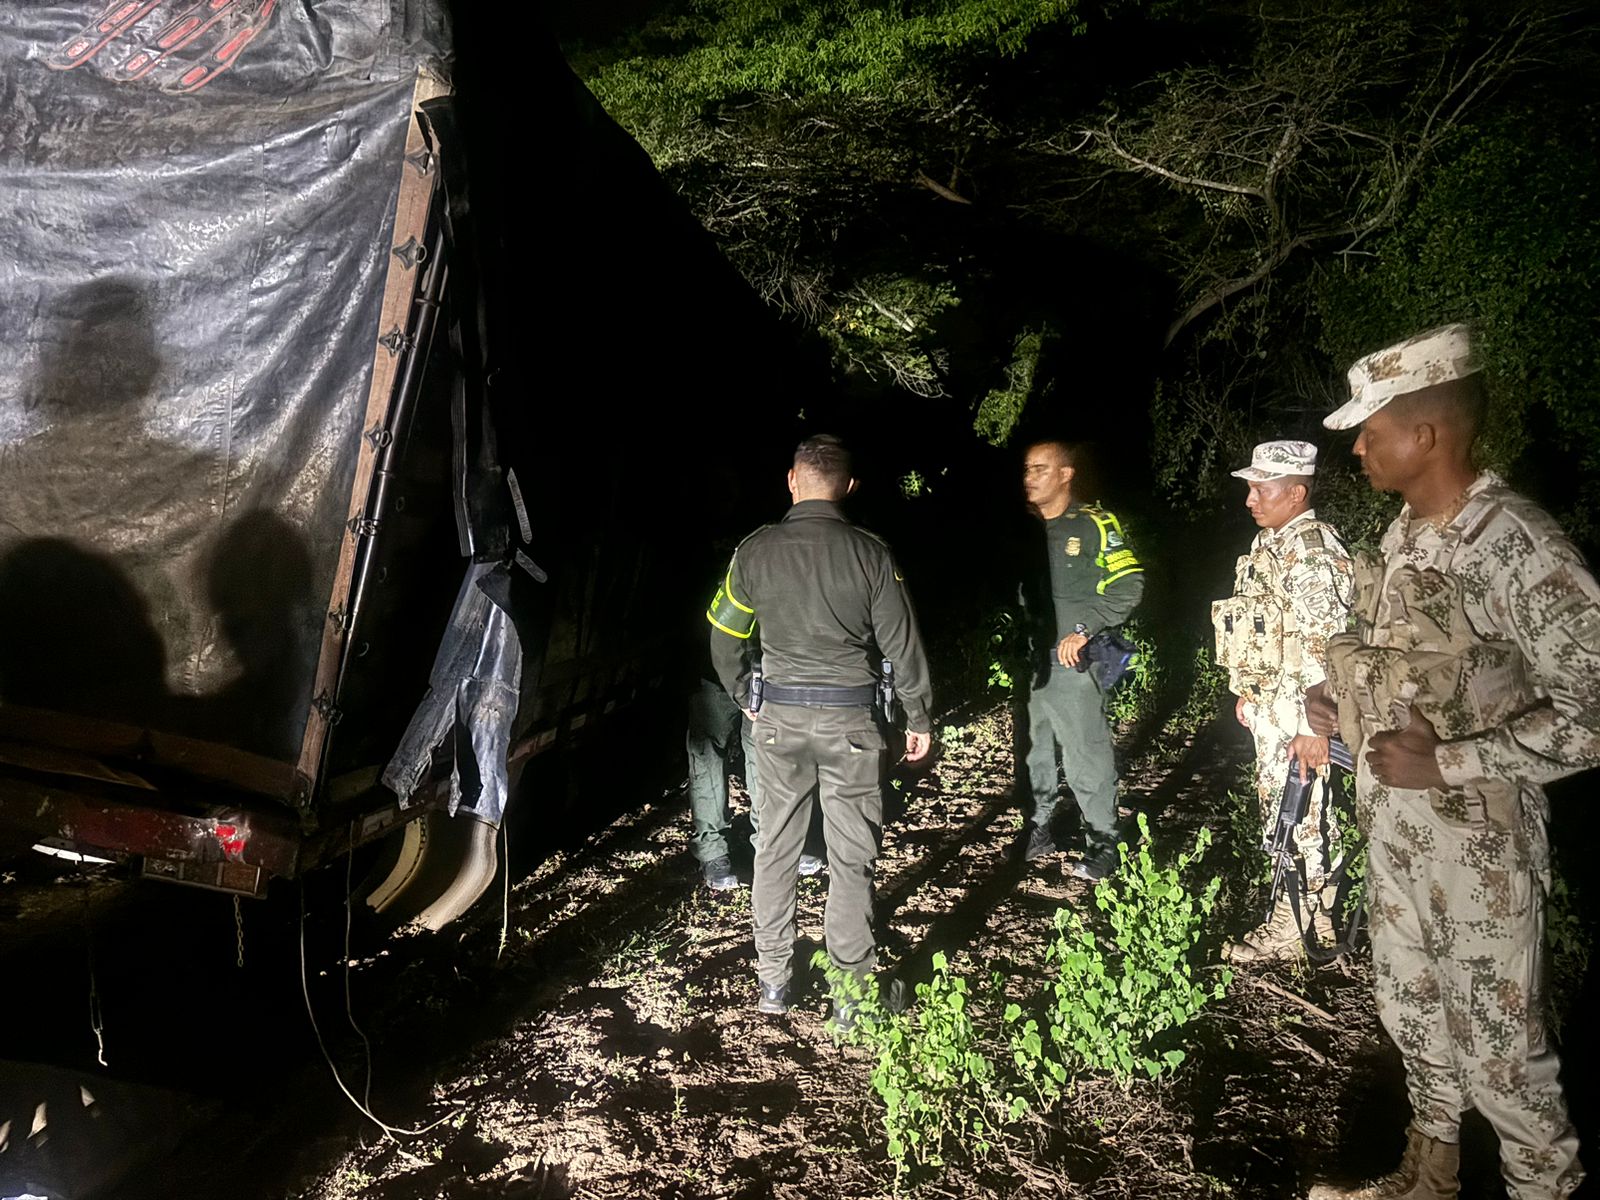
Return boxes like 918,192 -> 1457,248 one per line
687,643 -> 826,890
1018,440 -> 1144,879
708,435 -> 933,1020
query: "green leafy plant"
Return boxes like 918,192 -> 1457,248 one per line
816,822 -> 1233,1181
1546,864 -> 1591,1041
1220,762 -> 1269,903
899,469 -> 931,498
974,326 -> 1052,447
1106,617 -> 1161,726
814,950 -> 1004,1184
1039,815 -> 1230,1085
985,608 -> 1025,692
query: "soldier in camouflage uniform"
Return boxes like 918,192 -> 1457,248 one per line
1211,440 -> 1353,961
1306,324 -> 1593,1200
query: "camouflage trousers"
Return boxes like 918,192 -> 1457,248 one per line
1244,686 -> 1338,882
1368,833 -> 1582,1198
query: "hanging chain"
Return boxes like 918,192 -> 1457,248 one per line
80,869 -> 107,1067
234,894 -> 245,969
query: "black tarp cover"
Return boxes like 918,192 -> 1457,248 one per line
0,1 -> 449,760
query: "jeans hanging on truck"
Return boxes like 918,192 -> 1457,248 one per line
383,560 -> 522,826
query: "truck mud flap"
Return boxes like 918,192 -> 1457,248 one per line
360,808 -> 498,933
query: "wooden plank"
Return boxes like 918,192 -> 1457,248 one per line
293,67 -> 451,805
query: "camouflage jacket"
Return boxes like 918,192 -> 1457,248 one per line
1328,473 -> 1600,860
1212,509 -> 1353,718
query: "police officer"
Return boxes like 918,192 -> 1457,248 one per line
1211,441 -> 1353,961
707,435 -> 932,1021
1017,440 -> 1144,880
1306,324 -> 1595,1200
686,642 -> 824,890
685,666 -> 758,890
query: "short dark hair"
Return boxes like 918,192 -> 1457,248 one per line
1386,375 -> 1487,444
793,434 -> 853,496
1024,439 -> 1076,471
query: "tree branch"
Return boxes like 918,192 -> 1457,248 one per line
915,169 -> 974,205
1093,127 -> 1268,200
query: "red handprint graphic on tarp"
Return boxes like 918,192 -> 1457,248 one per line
49,0 -> 279,94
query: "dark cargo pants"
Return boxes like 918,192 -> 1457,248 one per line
751,701 -> 884,990
1021,663 -> 1119,850
686,678 -> 759,864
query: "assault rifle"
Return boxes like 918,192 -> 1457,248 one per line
1264,735 -> 1354,924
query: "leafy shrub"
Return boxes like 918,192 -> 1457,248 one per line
816,950 -> 1004,1184
1034,816 -> 1230,1085
984,607 -> 1025,692
974,326 -> 1052,447
1220,763 -> 1270,904
1106,617 -> 1161,726
820,818 -> 1232,1181
1546,864 -> 1592,1042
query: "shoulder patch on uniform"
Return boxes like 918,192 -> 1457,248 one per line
1298,527 -> 1326,552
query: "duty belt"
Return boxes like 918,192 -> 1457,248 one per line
761,683 -> 877,708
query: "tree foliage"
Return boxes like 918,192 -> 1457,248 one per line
1068,2 -> 1560,347
1057,0 -> 1597,527
1315,118 -> 1600,538
581,0 -> 1088,135
571,0 -> 1105,399
566,0 -> 1600,545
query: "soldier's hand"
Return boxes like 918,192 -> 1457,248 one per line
1234,696 -> 1251,728
744,709 -> 757,722
1057,633 -> 1089,668
1367,705 -> 1446,791
1304,682 -> 1339,737
904,730 -> 931,763
1288,734 -> 1329,782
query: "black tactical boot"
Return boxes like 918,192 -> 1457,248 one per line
757,981 -> 790,1015
1067,842 -> 1118,883
1020,824 -> 1057,862
702,855 -> 738,891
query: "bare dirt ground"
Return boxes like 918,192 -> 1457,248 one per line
226,701 -> 1455,1200
9,691 -> 1589,1200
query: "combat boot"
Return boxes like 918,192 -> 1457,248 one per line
1224,894 -> 1304,963
1307,1125 -> 1460,1199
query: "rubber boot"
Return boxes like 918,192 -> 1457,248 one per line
1224,893 -> 1304,963
1307,1125 -> 1460,1199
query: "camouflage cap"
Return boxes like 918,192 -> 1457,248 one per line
1324,323 -> 1481,430
1231,439 -> 1317,481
